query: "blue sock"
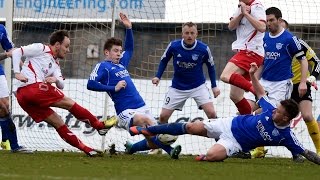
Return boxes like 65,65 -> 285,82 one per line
0,116 -> 19,150
150,136 -> 172,155
130,139 -> 150,154
147,123 -> 187,135
1,123 -> 9,141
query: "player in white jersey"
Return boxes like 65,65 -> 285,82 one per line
11,30 -> 117,157
130,63 -> 320,165
220,0 -> 266,115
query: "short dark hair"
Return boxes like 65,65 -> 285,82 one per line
49,30 -> 69,45
266,7 -> 282,19
182,22 -> 197,28
280,99 -> 299,120
103,37 -> 122,51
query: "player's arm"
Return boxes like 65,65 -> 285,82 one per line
301,149 -> 320,165
0,52 -> 9,61
204,46 -> 220,98
240,2 -> 266,32
228,7 -> 243,30
120,13 -> 134,68
249,63 -> 265,99
87,63 -> 116,92
155,42 -> 173,79
50,67 -> 65,89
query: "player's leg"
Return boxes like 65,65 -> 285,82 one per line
230,86 -> 252,115
298,85 -> 320,154
51,95 -> 116,130
159,86 -> 186,124
0,75 -> 22,151
193,84 -> 217,118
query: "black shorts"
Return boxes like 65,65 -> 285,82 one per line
291,83 -> 312,103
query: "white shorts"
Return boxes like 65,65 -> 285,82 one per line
116,106 -> 157,131
163,84 -> 212,111
245,78 -> 293,105
203,117 -> 242,156
0,75 -> 9,98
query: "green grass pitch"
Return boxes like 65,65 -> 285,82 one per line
0,151 -> 319,180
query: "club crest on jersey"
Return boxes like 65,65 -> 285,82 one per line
276,43 -> 283,50
272,129 -> 279,136
192,54 -> 199,61
49,62 -> 52,68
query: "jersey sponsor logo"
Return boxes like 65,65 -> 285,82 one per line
176,61 -> 197,69
256,120 -> 273,141
192,54 -> 199,61
115,69 -> 130,78
276,43 -> 283,50
265,51 -> 280,60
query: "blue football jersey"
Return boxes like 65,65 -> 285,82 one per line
231,96 -> 305,155
262,29 -> 305,81
155,40 -> 217,90
0,24 -> 14,75
87,29 -> 145,114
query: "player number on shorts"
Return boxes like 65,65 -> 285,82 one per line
165,97 -> 170,105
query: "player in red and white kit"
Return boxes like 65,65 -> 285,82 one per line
11,30 -> 117,157
220,0 -> 266,115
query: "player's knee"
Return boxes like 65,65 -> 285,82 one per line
220,73 -> 229,83
205,152 -> 225,161
159,114 -> 170,123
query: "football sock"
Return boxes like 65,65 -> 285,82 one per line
235,98 -> 252,115
1,123 -> 8,142
150,136 -> 172,155
0,116 -> 19,150
305,119 -> 320,153
56,125 -> 92,154
146,123 -> 187,135
229,73 -> 255,94
130,139 -> 150,153
69,103 -> 105,130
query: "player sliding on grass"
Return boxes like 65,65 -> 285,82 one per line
12,30 -> 117,157
129,62 -> 320,165
87,13 -> 181,159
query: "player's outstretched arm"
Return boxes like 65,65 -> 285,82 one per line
301,149 -> 320,165
249,63 -> 265,99
119,12 -> 132,29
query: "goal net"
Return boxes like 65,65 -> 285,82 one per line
2,0 -> 320,157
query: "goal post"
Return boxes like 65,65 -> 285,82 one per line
1,0 -> 319,157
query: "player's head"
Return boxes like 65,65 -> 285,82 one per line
272,99 -> 299,126
182,22 -> 198,45
266,7 -> 283,35
280,19 -> 289,30
49,30 -> 70,59
104,37 -> 123,64
239,0 -> 251,4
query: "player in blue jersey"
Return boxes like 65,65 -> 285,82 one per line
129,62 -> 320,165
245,7 -> 309,158
0,24 -> 32,153
87,13 -> 182,159
152,22 -> 220,124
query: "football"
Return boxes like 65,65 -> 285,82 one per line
157,134 -> 178,145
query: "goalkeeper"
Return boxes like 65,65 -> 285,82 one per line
129,62 -> 320,165
281,19 -> 320,155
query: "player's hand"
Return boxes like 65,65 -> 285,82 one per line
212,87 -> 220,98
249,62 -> 258,74
6,48 -> 16,58
14,73 -> 28,83
45,77 -> 57,84
119,12 -> 132,29
239,2 -> 250,15
307,75 -> 318,90
152,77 -> 160,86
298,82 -> 307,97
115,80 -> 126,92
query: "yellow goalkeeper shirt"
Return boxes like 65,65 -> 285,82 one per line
291,39 -> 320,84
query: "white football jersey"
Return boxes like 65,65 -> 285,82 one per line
15,43 -> 63,88
231,0 -> 266,56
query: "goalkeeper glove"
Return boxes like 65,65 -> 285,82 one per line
307,76 -> 318,91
